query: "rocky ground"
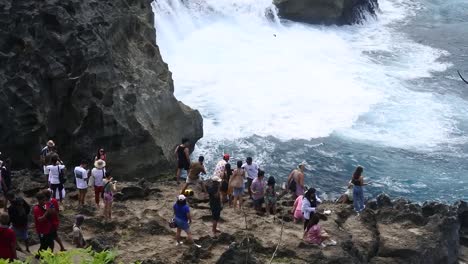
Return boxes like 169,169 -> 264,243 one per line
7,170 -> 468,263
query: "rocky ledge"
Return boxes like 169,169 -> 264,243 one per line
0,0 -> 203,179
274,0 -> 379,25
15,173 -> 465,264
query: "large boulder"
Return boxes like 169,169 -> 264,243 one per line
0,0 -> 203,180
273,0 -> 378,25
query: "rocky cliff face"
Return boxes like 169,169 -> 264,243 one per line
0,0 -> 203,179
274,0 -> 379,25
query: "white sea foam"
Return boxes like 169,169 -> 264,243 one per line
152,0 -> 464,152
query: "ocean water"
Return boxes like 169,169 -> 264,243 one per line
152,0 -> 468,202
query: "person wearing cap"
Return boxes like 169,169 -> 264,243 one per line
207,175 -> 222,237
242,157 -> 259,200
287,164 -> 306,199
180,156 -> 207,195
173,195 -> 201,248
213,154 -> 230,180
91,159 -> 106,208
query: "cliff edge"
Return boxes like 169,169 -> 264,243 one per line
0,0 -> 203,179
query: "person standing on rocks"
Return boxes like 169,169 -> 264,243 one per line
46,156 -> 65,203
265,176 -> 277,216
350,166 -> 369,214
91,159 -> 106,208
175,138 -> 191,184
287,164 -> 305,199
173,195 -> 201,248
94,148 -> 107,162
220,163 -> 232,204
214,154 -> 230,179
301,188 -> 321,231
0,158 -> 12,192
251,170 -> 267,212
33,192 -> 55,255
242,157 -> 259,200
0,213 -> 16,260
40,140 -> 55,176
291,194 -> 304,223
74,160 -> 89,207
207,175 -> 222,237
44,189 -> 66,251
102,172 -> 116,221
180,156 -> 207,195
6,192 -> 30,252
0,163 -> 7,208
229,160 -> 245,210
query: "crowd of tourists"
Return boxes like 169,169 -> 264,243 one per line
0,140 -> 114,260
172,138 -> 370,248
0,138 -> 370,260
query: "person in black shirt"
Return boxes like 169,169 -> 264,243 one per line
6,192 -> 30,252
1,159 -> 12,192
174,138 -> 190,184
207,176 -> 222,238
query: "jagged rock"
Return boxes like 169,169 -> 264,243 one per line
120,186 -> 149,200
376,193 -> 392,207
0,0 -> 203,180
87,233 -> 120,252
273,0 -> 378,25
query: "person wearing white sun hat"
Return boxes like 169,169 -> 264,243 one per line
91,159 -> 106,208
173,194 -> 201,248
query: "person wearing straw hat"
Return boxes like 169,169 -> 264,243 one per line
40,140 -> 55,176
173,194 -> 201,248
91,159 -> 106,208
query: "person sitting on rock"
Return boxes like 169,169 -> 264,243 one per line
180,156 -> 206,195
265,176 -> 277,216
229,160 -> 245,210
173,195 -> 201,248
251,170 -> 267,212
303,213 -> 336,248
291,194 -> 304,223
336,184 -> 353,204
72,215 -> 85,248
301,188 -> 321,231
102,172 -> 117,221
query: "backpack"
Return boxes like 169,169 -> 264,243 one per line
289,179 -> 297,193
58,165 -> 66,184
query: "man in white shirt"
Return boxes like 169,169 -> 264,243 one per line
242,157 -> 259,199
74,160 -> 88,207
46,156 -> 65,202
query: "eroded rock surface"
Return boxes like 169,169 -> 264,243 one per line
0,0 -> 203,179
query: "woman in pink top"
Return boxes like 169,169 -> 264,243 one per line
291,195 -> 304,223
304,214 -> 336,247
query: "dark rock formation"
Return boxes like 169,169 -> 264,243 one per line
273,0 -> 379,25
0,0 -> 203,180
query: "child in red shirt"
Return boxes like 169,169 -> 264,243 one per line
0,213 -> 16,260
44,190 -> 66,251
33,192 -> 54,256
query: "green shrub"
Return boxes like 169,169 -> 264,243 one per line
0,247 -> 117,264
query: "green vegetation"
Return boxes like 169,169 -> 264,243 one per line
0,248 -> 117,264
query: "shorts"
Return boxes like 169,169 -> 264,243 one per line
186,177 -> 200,185
211,207 -> 221,221
104,192 -> 113,203
253,197 -> 265,207
177,161 -> 190,170
174,217 -> 190,232
233,187 -> 244,197
246,178 -> 253,189
13,226 -> 28,240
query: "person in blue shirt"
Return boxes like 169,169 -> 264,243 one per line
173,195 -> 201,248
